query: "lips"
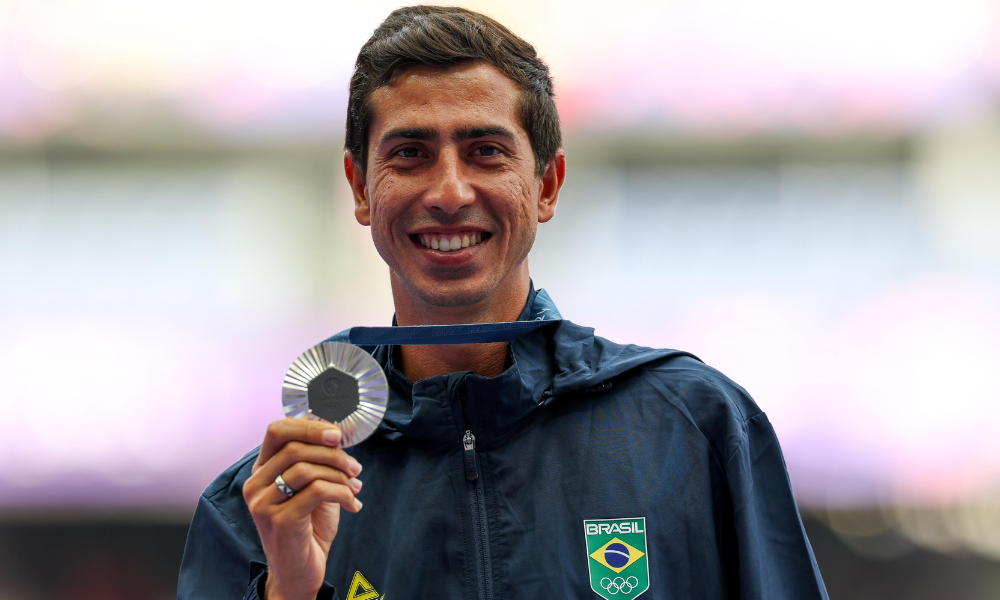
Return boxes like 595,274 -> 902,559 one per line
414,231 -> 489,252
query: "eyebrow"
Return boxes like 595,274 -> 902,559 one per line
379,127 -> 438,146
378,125 -> 517,148
453,125 -> 516,142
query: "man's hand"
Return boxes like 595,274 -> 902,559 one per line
243,419 -> 364,600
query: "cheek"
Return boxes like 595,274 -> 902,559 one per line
482,175 -> 538,257
503,177 -> 538,233
367,177 -> 404,234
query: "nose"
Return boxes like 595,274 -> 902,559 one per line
423,147 -> 475,213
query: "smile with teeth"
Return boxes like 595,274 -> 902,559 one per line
417,232 -> 486,252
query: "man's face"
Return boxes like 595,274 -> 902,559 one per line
347,62 -> 562,311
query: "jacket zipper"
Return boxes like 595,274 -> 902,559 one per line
463,429 -> 495,600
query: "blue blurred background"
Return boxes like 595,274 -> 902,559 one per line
2,0 -> 1000,598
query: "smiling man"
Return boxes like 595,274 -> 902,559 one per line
178,6 -> 828,600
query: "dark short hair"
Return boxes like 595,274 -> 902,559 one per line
346,5 -> 561,178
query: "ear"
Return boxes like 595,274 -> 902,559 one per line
344,152 -> 371,226
537,149 -> 566,224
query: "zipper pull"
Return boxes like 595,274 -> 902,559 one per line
463,430 -> 479,481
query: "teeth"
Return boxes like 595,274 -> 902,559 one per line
418,232 -> 486,252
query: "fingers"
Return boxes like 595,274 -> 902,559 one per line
281,479 -> 363,518
255,418 -> 343,469
253,440 -> 362,488
244,461 -> 363,521
268,462 -> 363,504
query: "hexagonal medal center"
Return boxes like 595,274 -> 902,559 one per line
307,366 -> 360,423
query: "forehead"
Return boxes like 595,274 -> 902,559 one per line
368,62 -> 524,137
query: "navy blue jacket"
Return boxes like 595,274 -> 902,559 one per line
178,287 -> 828,600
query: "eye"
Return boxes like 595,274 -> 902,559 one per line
472,145 -> 502,157
396,147 -> 422,159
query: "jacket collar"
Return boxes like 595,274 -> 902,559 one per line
367,284 -> 694,446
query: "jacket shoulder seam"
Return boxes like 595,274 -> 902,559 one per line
642,362 -> 756,423
638,364 -> 756,467
200,487 -> 262,551
723,411 -> 768,466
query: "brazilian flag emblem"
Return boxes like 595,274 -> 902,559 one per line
584,517 -> 649,599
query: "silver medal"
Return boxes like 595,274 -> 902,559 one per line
281,341 -> 389,447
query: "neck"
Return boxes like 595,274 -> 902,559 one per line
391,272 -> 530,381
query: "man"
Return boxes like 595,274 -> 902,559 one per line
178,6 -> 828,600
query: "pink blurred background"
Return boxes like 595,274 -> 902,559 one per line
2,1 -> 1000,597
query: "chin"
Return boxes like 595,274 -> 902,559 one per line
415,286 -> 491,309
408,277 -> 495,309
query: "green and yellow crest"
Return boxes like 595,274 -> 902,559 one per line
584,518 -> 649,600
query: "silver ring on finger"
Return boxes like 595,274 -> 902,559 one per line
274,473 -> 297,498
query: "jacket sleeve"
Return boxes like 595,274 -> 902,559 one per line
724,411 -> 829,600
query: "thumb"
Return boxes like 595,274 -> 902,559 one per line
312,502 -> 341,547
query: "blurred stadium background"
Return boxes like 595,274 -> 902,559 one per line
2,0 -> 1000,598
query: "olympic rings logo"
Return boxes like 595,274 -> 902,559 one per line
600,576 -> 639,594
